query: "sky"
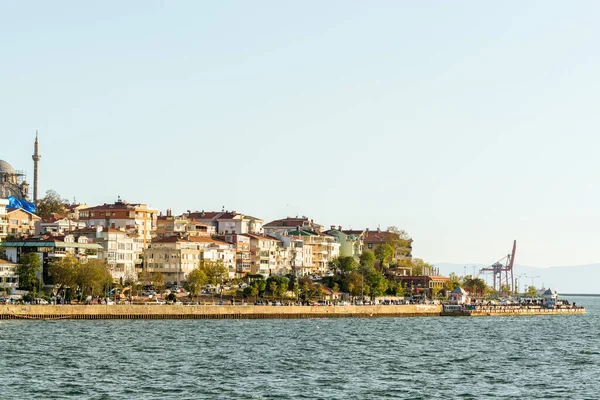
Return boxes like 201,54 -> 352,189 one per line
1,1 -> 599,268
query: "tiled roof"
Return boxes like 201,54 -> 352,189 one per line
0,259 -> 16,265
264,217 -> 309,227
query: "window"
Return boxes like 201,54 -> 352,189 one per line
368,243 -> 372,249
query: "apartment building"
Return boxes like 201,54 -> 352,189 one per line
6,208 -> 40,237
263,216 -> 323,235
74,226 -> 138,283
187,210 -> 263,235
78,197 -> 158,249
286,229 -> 340,275
157,210 -> 215,238
325,226 -> 364,259
144,236 -> 235,285
36,214 -> 86,235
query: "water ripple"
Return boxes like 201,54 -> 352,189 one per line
0,296 -> 597,399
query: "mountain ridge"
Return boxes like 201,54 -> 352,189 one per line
433,262 -> 600,294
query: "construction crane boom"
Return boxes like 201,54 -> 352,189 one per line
479,240 -> 516,295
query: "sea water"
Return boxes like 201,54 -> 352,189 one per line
0,296 -> 598,399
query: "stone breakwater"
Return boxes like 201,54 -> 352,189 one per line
0,304 -> 441,320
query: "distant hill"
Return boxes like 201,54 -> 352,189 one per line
434,263 -> 600,295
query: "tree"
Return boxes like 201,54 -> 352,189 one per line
344,272 -> 364,299
359,250 -> 376,273
374,243 -> 394,267
74,259 -> 112,299
366,270 -> 388,299
268,280 -> 278,297
525,285 -> 538,297
328,256 -> 358,276
36,190 -> 68,218
410,258 -> 434,276
299,276 -> 312,300
277,277 -> 289,301
186,267 -> 207,301
201,260 -> 229,289
243,285 -> 259,301
385,228 -> 412,257
49,255 -> 78,296
445,273 -> 461,292
336,256 -> 358,275
151,272 -> 166,294
16,253 -> 41,292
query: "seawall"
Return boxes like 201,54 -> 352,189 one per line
0,304 -> 442,320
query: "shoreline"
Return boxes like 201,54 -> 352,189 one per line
0,304 -> 586,320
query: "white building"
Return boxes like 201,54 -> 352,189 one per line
74,226 -> 138,283
144,236 -> 236,285
36,215 -> 87,236
0,259 -> 18,291
273,234 -> 313,276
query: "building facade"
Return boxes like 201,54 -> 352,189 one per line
78,198 -> 158,249
263,217 -> 323,236
7,208 -> 40,237
74,226 -> 138,283
325,227 -> 364,259
187,211 -> 263,235
0,259 -> 18,292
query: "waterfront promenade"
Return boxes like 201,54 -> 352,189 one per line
0,304 -> 586,319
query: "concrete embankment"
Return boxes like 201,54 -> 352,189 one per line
441,308 -> 586,317
0,304 -> 442,320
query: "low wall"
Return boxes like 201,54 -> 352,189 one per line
441,308 -> 586,317
0,304 -> 442,320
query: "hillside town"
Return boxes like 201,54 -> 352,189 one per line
0,136 -> 455,303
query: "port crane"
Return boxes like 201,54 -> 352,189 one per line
479,240 -> 516,295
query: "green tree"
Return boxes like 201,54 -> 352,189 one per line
243,285 -> 259,301
147,272 -> 166,294
384,227 -> 412,257
276,277 -> 289,301
75,259 -> 112,299
445,273 -> 461,292
201,260 -> 229,290
36,190 -> 69,218
525,285 -> 538,297
410,258 -> 434,276
16,253 -> 41,292
299,276 -> 312,300
344,272 -> 364,299
186,267 -> 207,301
366,270 -> 388,299
48,255 -> 78,296
268,280 -> 278,297
359,250 -> 376,273
374,243 -> 394,267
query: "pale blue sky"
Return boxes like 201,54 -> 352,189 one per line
2,1 -> 599,267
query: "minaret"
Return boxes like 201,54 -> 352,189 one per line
32,131 -> 41,204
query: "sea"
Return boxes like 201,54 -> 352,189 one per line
0,296 -> 598,399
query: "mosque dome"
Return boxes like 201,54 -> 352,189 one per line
0,160 -> 16,175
